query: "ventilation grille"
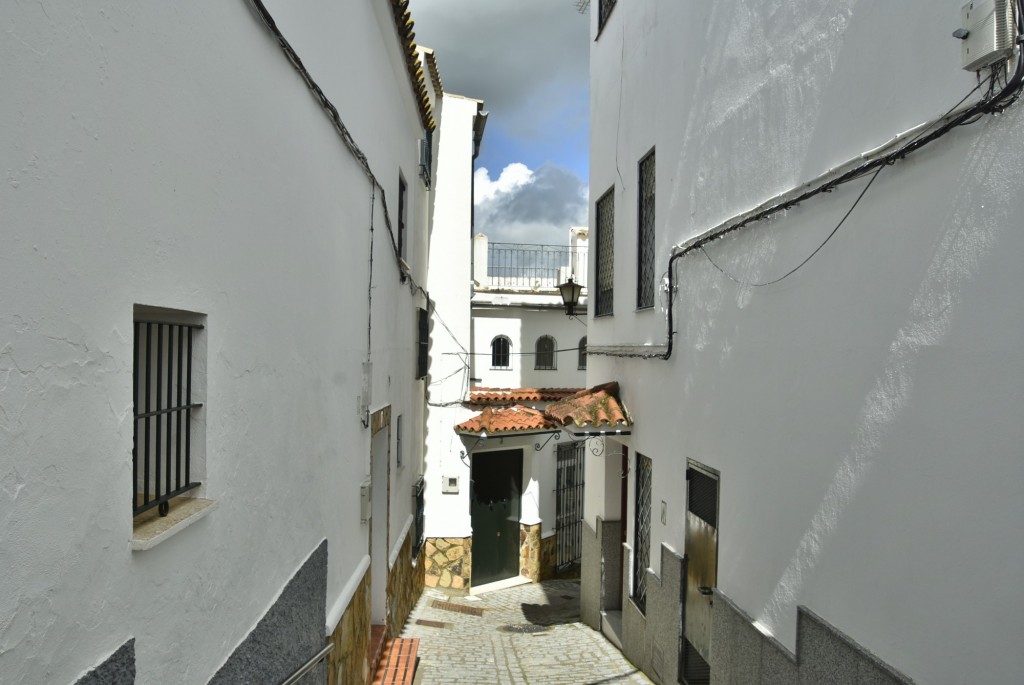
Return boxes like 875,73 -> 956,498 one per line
681,638 -> 711,684
687,468 -> 718,528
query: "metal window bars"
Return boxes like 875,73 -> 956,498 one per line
133,321 -> 203,517
598,0 -> 617,30
555,441 -> 586,571
413,477 -> 426,556
633,452 -> 652,613
491,336 -> 511,368
535,336 -> 556,370
637,151 -> 656,309
596,190 -> 615,316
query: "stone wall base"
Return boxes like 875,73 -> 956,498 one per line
423,537 -> 472,591
519,523 -> 542,581
386,530 -> 425,636
710,592 -> 914,684
327,565 -> 371,685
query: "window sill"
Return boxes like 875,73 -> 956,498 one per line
490,367 -> 511,371
132,497 -> 217,551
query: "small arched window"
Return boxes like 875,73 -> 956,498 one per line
491,335 -> 511,369
578,336 -> 587,370
535,335 -> 556,370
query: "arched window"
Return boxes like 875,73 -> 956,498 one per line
491,335 -> 511,369
535,335 -> 556,370
578,336 -> 587,370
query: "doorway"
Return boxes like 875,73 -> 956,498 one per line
370,425 -> 390,625
470,449 -> 523,586
680,462 -> 719,685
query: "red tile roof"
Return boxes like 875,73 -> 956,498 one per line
454,405 -> 559,435
468,387 -> 585,406
545,382 -> 631,429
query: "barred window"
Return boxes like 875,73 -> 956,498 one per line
598,0 -> 617,32
491,335 -> 511,369
578,336 -> 587,370
133,311 -> 205,519
637,150 -> 656,309
633,452 -> 652,614
596,189 -> 615,316
535,335 -> 556,370
398,174 -> 408,261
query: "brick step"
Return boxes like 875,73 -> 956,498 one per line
370,638 -> 419,685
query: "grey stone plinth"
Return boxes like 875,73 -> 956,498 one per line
76,639 -> 135,685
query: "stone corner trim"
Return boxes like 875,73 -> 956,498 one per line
424,537 -> 472,590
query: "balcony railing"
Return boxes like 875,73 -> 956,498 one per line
485,242 -> 588,290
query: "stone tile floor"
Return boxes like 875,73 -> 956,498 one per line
402,579 -> 653,685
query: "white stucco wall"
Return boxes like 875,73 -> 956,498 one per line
471,304 -> 588,389
588,2 -> 1024,683
424,93 -> 484,539
0,2 -> 430,683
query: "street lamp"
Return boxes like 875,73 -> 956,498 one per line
557,277 -> 584,317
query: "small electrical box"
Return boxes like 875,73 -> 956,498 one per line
441,476 -> 459,494
360,479 -> 372,522
961,0 -> 1017,71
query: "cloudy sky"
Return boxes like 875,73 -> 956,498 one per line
409,0 -> 590,245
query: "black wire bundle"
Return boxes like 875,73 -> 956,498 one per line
612,0 -> 1024,362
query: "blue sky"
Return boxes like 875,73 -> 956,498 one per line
409,0 -> 591,244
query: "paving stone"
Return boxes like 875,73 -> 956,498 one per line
403,579 -> 653,685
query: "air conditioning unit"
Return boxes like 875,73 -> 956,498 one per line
961,0 -> 1017,71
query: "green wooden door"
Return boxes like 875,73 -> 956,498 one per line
471,449 -> 523,586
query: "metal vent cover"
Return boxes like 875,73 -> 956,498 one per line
962,0 -> 1017,71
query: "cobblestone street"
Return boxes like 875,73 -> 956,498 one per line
402,580 -> 652,685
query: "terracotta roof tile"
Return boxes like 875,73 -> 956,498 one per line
390,0 -> 435,131
455,405 -> 559,435
545,382 -> 631,430
468,387 -> 585,406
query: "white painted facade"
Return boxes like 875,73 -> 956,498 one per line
424,88 -> 487,540
587,2 -> 1024,683
1,2 -> 433,683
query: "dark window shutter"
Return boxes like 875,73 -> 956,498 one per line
416,307 -> 429,379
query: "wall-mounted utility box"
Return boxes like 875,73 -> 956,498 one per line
961,0 -> 1017,71
360,479 -> 372,522
441,475 -> 459,494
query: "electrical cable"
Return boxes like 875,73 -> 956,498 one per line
592,1 -> 1024,361
699,165 -> 884,287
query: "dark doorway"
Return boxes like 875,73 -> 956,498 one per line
471,449 -> 523,586
680,462 -> 719,684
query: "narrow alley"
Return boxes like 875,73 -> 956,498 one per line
402,580 -> 652,685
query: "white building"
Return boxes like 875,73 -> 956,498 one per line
423,228 -> 591,591
1,2 -> 443,684
583,1 -> 1024,684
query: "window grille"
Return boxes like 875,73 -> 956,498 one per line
637,150 -> 656,309
598,0 -> 617,31
133,321 -> 203,517
412,476 -> 426,556
555,441 -> 585,570
416,307 -> 429,379
535,335 -> 556,370
596,189 -> 615,316
491,336 -> 511,369
578,336 -> 587,370
396,415 -> 404,468
681,638 -> 711,685
633,452 -> 652,613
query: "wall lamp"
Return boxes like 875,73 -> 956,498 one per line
557,277 -> 584,317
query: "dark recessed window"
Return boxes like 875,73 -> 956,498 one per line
491,335 -> 511,369
398,174 -> 408,261
596,188 -> 615,316
598,0 -> 617,33
637,150 -> 656,310
578,336 -> 587,370
535,335 -> 556,370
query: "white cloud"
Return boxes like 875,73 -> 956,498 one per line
473,162 -> 588,245
474,164 -> 533,204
